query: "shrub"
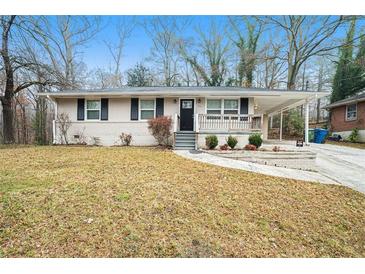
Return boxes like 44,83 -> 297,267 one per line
205,135 -> 218,149
348,128 -> 359,143
226,135 -> 238,149
120,133 -> 132,146
56,113 -> 71,144
244,144 -> 257,151
147,116 -> 172,146
220,144 -> 229,150
248,133 -> 263,148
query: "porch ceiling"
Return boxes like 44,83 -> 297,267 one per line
254,92 -> 329,115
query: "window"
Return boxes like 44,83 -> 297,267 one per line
140,99 -> 155,120
346,104 -> 357,121
224,99 -> 239,114
86,100 -> 100,120
207,99 -> 222,114
206,99 -> 239,115
182,100 -> 193,109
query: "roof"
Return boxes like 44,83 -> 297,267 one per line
57,86 -> 316,93
40,86 -> 330,98
41,86 -> 330,116
324,91 -> 365,109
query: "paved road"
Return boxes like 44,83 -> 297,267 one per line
309,143 -> 365,194
174,143 -> 365,194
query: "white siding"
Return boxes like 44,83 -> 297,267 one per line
54,96 -> 254,146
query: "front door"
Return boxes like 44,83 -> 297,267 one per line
180,99 -> 194,131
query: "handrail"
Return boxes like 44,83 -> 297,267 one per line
197,114 -> 262,131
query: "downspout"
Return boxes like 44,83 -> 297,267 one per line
47,95 -> 57,145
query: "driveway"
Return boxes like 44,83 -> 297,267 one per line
308,143 -> 365,194
174,143 -> 365,194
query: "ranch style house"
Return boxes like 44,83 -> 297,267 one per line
41,87 -> 329,149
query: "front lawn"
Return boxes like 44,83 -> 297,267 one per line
1,146 -> 365,257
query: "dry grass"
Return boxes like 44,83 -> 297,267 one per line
325,140 -> 365,150
1,146 -> 365,258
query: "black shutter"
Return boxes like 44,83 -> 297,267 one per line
77,98 -> 85,120
240,98 -> 249,115
131,98 -> 139,120
101,98 -> 109,120
156,98 -> 164,117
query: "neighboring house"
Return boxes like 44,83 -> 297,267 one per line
41,87 -> 329,149
325,91 -> 365,142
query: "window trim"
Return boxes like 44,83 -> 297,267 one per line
139,98 -> 156,121
205,98 -> 240,115
85,99 -> 101,121
345,103 -> 357,121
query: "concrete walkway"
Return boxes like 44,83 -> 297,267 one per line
174,150 -> 338,185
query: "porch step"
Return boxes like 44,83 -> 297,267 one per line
174,131 -> 196,150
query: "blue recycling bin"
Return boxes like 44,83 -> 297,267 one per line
314,128 -> 329,144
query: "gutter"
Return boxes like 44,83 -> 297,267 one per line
40,90 -> 330,99
323,98 -> 365,109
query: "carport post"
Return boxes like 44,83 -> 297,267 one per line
279,110 -> 283,142
305,100 -> 309,145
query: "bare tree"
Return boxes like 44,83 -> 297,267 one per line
0,16 -> 56,144
267,16 -> 347,89
179,22 -> 230,86
255,38 -> 287,89
228,16 -> 264,87
33,16 -> 101,89
104,17 -> 135,87
144,16 -> 189,86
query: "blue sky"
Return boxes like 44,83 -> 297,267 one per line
70,16 -> 360,73
81,16 -> 230,71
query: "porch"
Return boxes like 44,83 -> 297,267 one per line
173,113 -> 264,133
173,113 -> 264,150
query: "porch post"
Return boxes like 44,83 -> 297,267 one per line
195,113 -> 199,133
173,113 -> 178,133
304,100 -> 309,145
279,110 -> 283,142
48,95 -> 57,145
270,115 -> 273,128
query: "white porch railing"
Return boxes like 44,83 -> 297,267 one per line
197,114 -> 262,132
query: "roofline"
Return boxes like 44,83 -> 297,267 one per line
40,88 -> 330,99
324,97 -> 365,109
49,86 -> 325,93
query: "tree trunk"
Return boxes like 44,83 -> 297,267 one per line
316,98 -> 321,124
1,16 -> 16,144
2,96 -> 15,143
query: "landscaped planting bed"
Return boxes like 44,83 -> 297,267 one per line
204,147 -> 317,171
